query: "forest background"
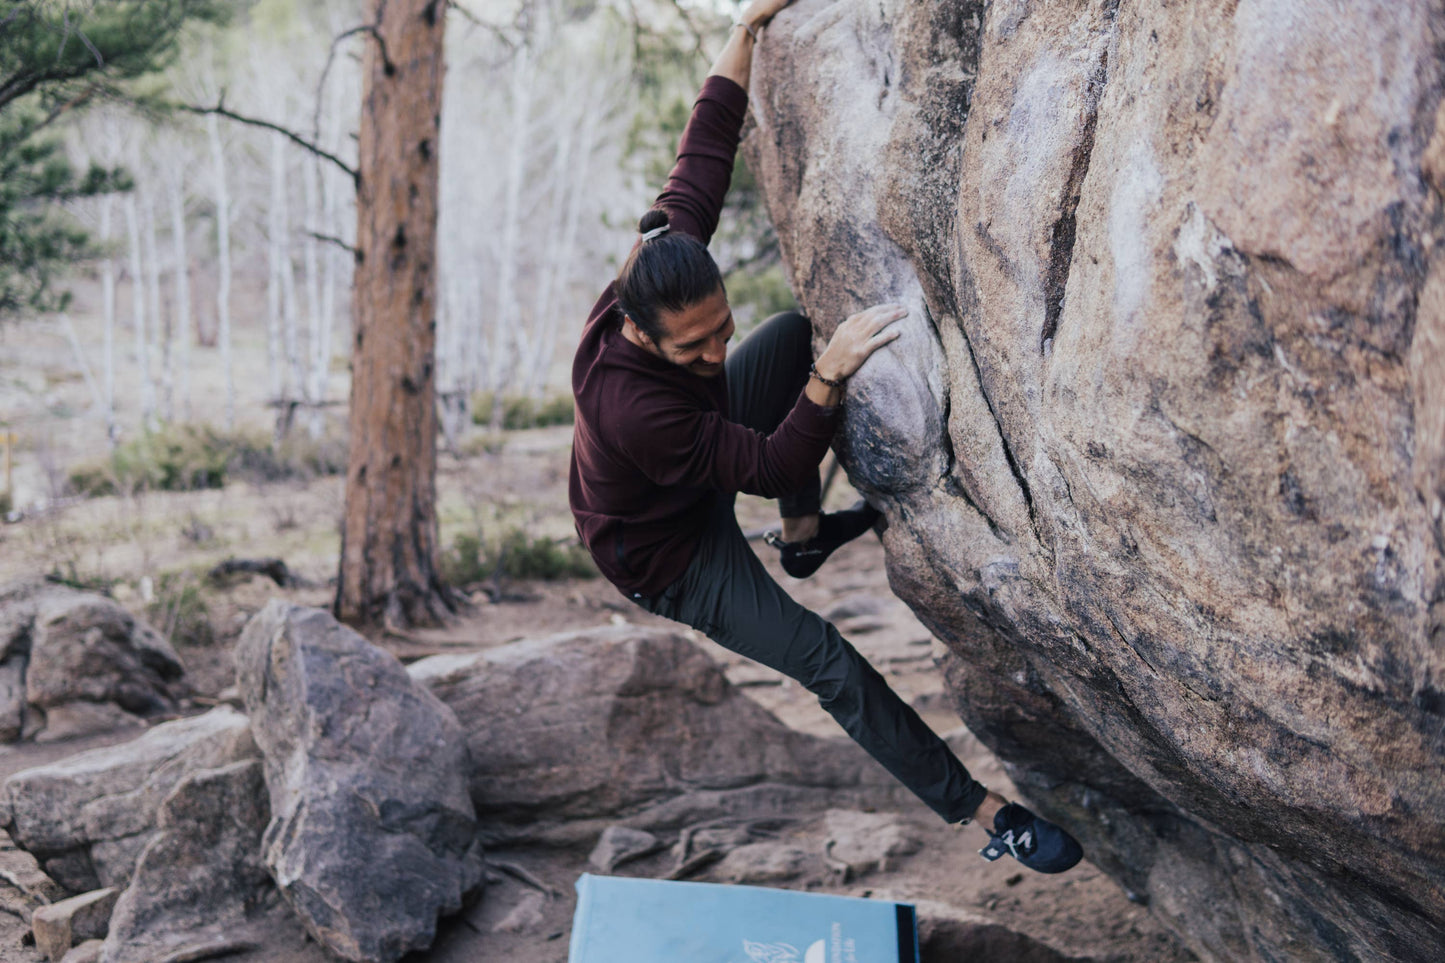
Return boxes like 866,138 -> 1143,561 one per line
0,0 -> 793,524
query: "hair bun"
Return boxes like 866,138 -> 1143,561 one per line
638,209 -> 670,234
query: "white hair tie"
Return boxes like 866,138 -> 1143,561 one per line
641,225 -> 670,242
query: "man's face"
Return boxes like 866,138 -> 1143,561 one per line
643,287 -> 735,378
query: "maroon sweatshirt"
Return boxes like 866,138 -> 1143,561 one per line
569,76 -> 841,597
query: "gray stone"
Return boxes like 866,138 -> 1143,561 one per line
713,843 -> 813,884
1,707 -> 255,892
409,626 -> 907,837
587,827 -> 662,872
822,809 -> 923,876
746,0 -> 1445,959
0,580 -> 185,743
59,941 -> 102,963
236,601 -> 482,963
490,892 -> 546,934
32,888 -> 117,961
101,760 -> 272,963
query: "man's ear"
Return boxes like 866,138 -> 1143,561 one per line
622,314 -> 653,347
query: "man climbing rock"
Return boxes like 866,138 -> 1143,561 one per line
568,0 -> 1081,875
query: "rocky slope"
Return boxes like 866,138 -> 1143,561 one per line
745,1 -> 1445,960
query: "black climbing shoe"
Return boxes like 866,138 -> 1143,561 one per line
764,500 -> 881,579
979,803 -> 1083,874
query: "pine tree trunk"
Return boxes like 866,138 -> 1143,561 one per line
335,0 -> 452,630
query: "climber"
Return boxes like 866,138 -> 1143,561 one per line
567,0 -> 1082,875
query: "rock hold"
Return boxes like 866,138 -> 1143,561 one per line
236,600 -> 482,963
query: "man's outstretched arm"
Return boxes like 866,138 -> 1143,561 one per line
708,0 -> 792,91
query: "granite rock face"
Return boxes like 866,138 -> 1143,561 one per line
235,601 -> 483,963
746,2 -> 1445,960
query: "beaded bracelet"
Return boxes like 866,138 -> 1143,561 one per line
808,363 -> 845,389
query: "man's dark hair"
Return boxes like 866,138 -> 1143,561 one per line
615,209 -> 724,344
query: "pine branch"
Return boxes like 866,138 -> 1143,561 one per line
181,97 -> 358,185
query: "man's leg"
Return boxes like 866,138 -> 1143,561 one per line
725,311 -> 878,565
642,497 -> 988,824
725,310 -> 820,527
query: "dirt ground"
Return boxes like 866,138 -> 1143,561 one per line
0,418 -> 1195,962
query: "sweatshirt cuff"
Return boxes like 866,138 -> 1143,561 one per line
792,391 -> 843,432
698,74 -> 749,123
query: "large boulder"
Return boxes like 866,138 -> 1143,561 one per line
235,601 -> 482,963
101,760 -> 274,963
0,707 -> 255,892
408,625 -> 909,839
745,1 -> 1445,961
0,580 -> 185,742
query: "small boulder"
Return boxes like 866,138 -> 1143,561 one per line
0,580 -> 186,743
714,843 -> 814,884
1,706 -> 255,892
587,827 -> 662,872
823,809 -> 923,876
409,626 -> 903,833
59,941 -> 102,963
31,888 -> 117,962
236,601 -> 482,963
101,760 -> 272,963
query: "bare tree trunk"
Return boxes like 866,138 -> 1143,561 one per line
487,35 -> 533,430
124,192 -> 155,429
144,189 -> 171,423
206,111 -> 235,430
336,0 -> 452,630
302,153 -> 324,435
99,193 -> 118,444
266,133 -> 286,408
311,149 -> 342,439
167,165 -> 192,423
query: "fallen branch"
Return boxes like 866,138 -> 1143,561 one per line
207,557 -> 298,589
487,859 -> 559,899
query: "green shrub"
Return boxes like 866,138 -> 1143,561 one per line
0,489 -> 10,516
440,528 -> 595,586
469,392 -> 575,430
146,571 -> 215,647
67,424 -> 347,497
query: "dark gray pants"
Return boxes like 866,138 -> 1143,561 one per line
637,311 -> 987,823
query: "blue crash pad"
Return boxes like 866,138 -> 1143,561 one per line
569,873 -> 920,963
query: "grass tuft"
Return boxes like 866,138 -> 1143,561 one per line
441,528 -> 595,586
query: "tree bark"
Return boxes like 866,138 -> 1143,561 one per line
335,0 -> 452,630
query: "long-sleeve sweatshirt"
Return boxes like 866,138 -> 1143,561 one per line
568,75 -> 841,598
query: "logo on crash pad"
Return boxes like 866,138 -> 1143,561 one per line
742,938 -> 827,963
